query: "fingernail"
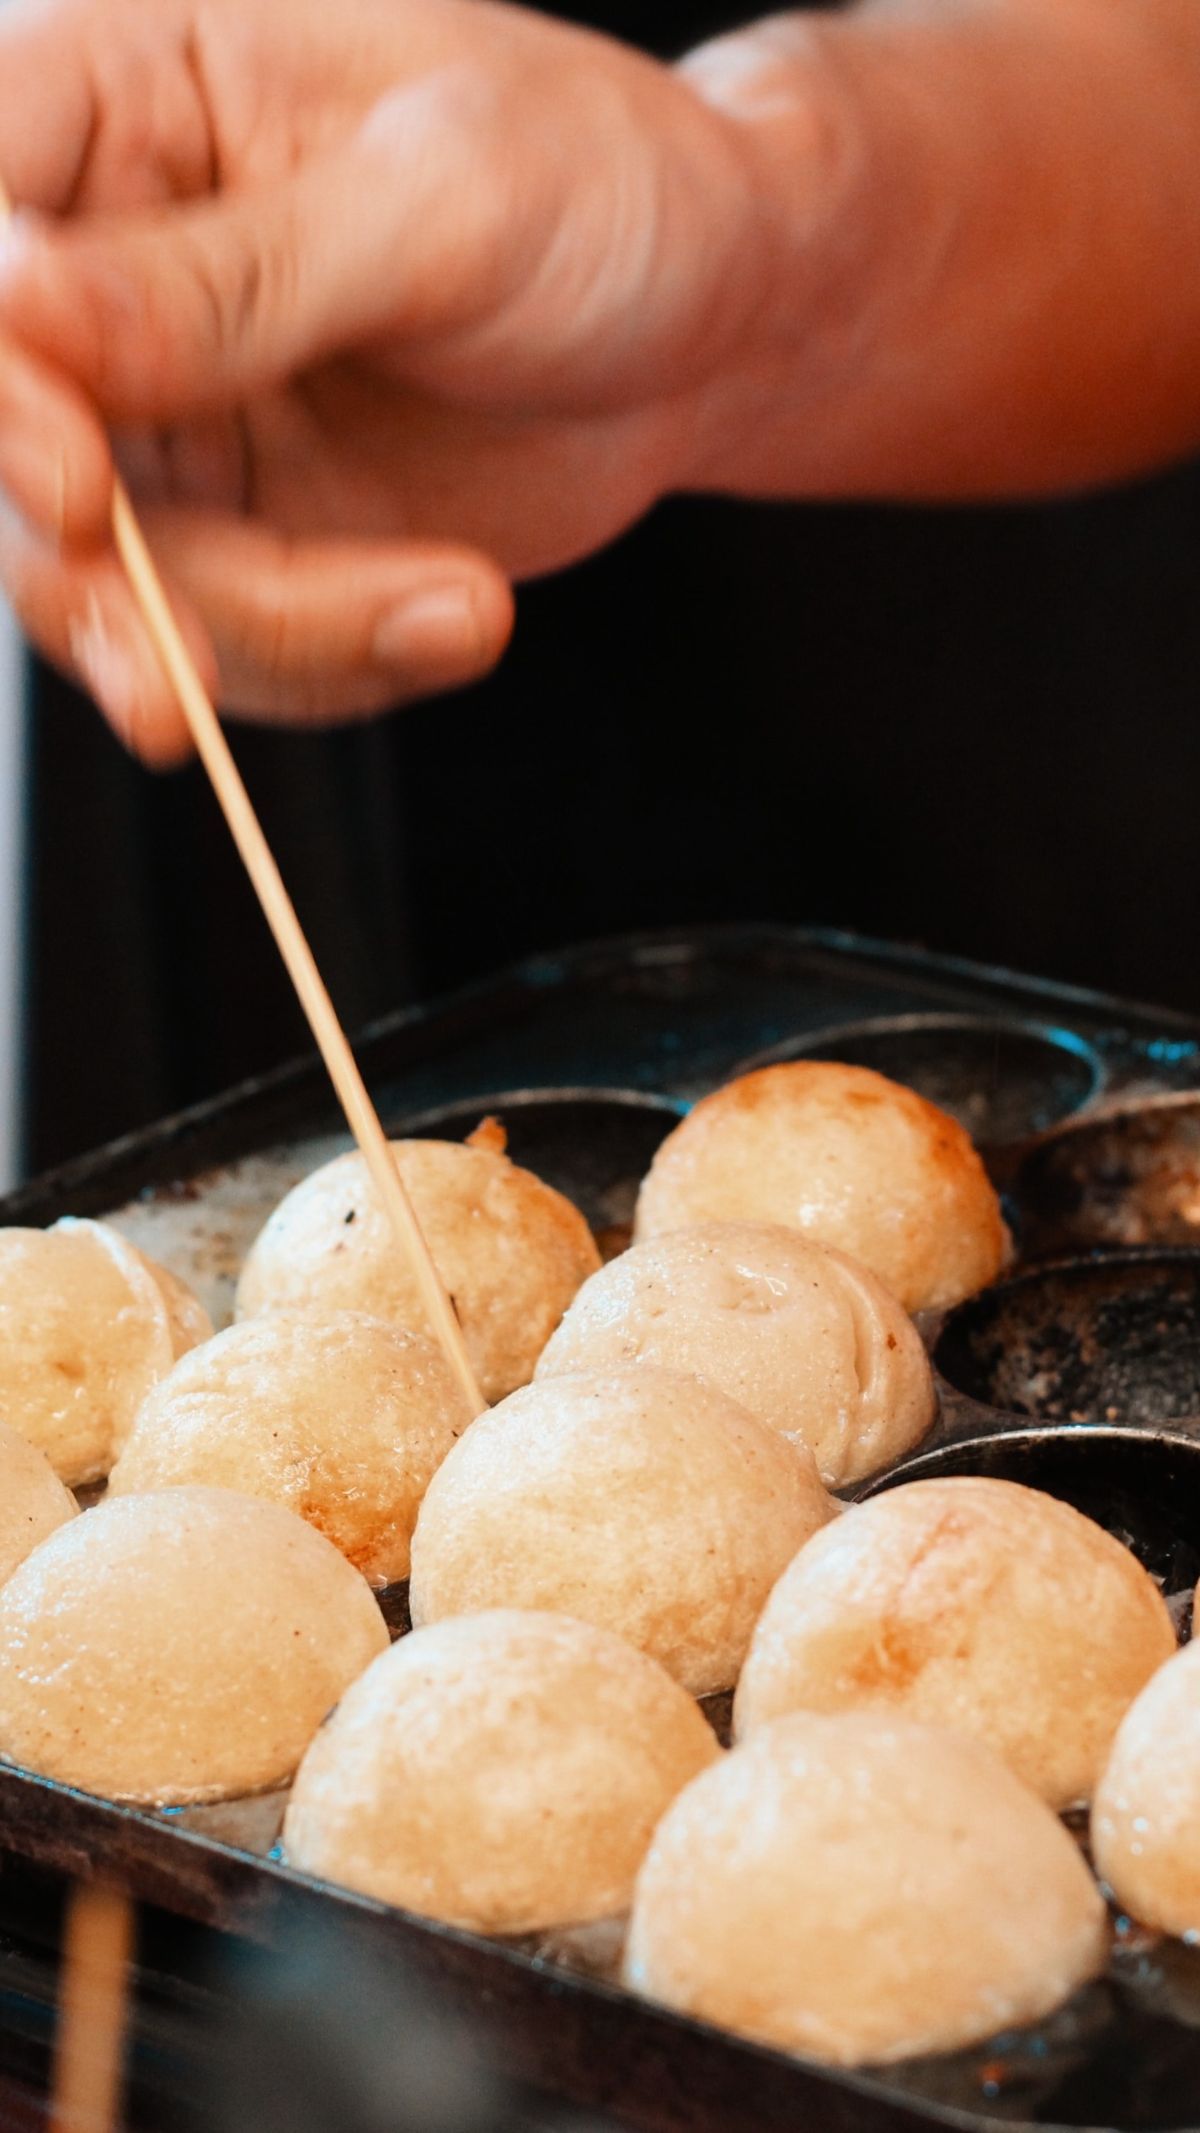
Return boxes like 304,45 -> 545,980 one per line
372,587 -> 481,670
67,593 -> 142,736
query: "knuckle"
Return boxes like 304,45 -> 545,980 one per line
148,213 -> 300,390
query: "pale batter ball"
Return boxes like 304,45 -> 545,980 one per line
0,1487 -> 388,1804
410,1367 -> 834,1696
536,1222 -> 935,1487
624,1711 -> 1107,2066
0,1420 -> 76,1587
284,1610 -> 721,1933
110,1313 -> 471,1586
634,1062 -> 1008,1312
138,1252 -> 215,1357
1092,1638 -> 1200,1936
0,1218 -> 212,1485
236,1138 -> 601,1403
735,1475 -> 1175,1808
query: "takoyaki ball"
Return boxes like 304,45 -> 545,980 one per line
236,1137 -> 600,1403
735,1476 -> 1175,1808
0,1487 -> 388,1804
0,1419 -> 76,1586
624,1711 -> 1107,2065
110,1312 -> 471,1585
0,1218 -> 210,1485
284,1610 -> 720,1933
410,1366 -> 834,1697
1093,1638 -> 1200,1938
635,1062 -> 1008,1313
536,1222 -> 935,1486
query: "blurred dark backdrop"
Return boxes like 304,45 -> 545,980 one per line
25,0 -> 1200,1175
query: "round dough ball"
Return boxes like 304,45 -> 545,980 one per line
0,1420 -> 76,1586
536,1222 -> 935,1487
109,1313 -> 471,1586
735,1475 -> 1175,1808
0,1487 -> 388,1804
138,1252 -> 215,1357
410,1367 -> 834,1696
284,1610 -> 721,1933
236,1140 -> 601,1403
0,1218 -> 210,1485
1092,1638 -> 1200,1936
634,1062 -> 1008,1313
625,1711 -> 1107,2066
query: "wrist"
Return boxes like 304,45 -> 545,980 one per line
670,1 -> 1200,502
667,16 -> 888,493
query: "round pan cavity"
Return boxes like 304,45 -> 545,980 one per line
1014,1092 -> 1200,1259
733,1013 -> 1101,1148
386,1087 -> 686,1251
860,1425 -> 1200,1605
935,1251 -> 1200,1430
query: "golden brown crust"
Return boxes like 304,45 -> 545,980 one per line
634,1063 -> 1008,1312
110,1312 -> 472,1585
465,1116 -> 508,1156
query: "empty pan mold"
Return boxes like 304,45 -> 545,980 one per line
934,1252 -> 1200,1429
1014,1094 -> 1200,1258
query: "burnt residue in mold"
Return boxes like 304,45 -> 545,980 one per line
934,1252 -> 1200,1430
1014,1095 -> 1200,1258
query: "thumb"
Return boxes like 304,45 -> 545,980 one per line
0,72 -> 512,424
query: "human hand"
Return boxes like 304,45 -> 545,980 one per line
0,0 -> 764,761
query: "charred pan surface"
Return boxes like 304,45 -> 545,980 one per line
935,1251 -> 1200,1428
1014,1095 -> 1200,1258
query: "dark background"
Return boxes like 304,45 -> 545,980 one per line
25,0 -> 1200,1176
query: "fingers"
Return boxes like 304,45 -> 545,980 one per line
1,499 -> 513,759
0,1 -> 99,213
140,507 -> 514,722
0,72 -> 516,425
0,332 -> 115,547
0,502 -> 212,767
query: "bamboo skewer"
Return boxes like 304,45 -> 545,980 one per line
49,1882 -> 133,2133
108,488 -> 486,1416
0,179 -> 486,1419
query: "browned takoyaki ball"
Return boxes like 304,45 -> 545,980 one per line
635,1062 -> 1008,1312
